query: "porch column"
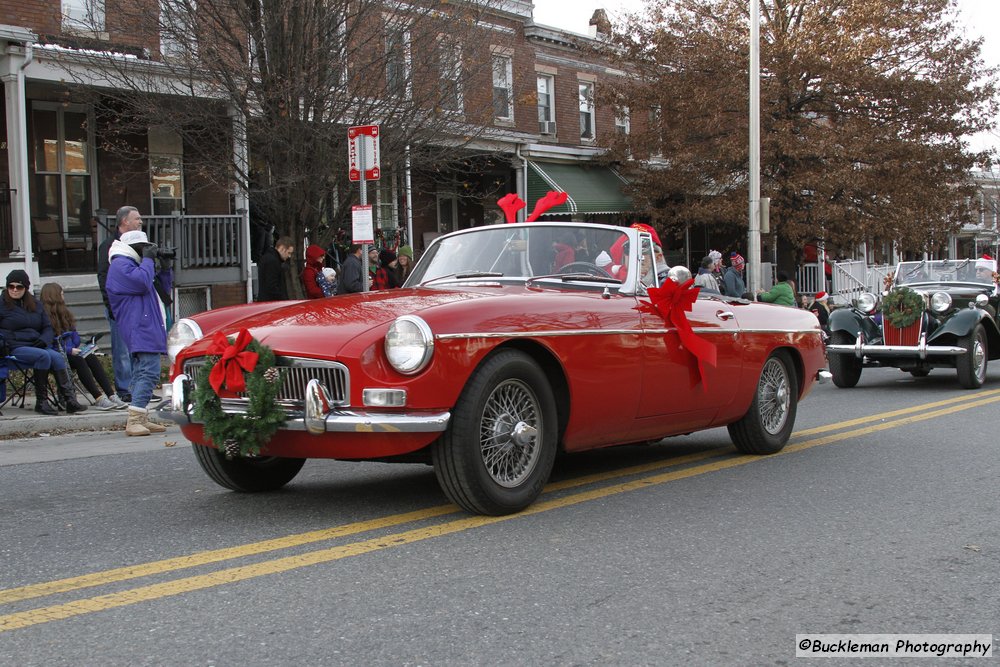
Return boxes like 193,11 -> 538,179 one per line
229,105 -> 252,303
2,42 -> 32,267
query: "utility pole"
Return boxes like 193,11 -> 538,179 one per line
748,0 -> 761,294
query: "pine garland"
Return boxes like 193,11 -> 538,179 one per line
192,339 -> 286,457
882,287 -> 924,329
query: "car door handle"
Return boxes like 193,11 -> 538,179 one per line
716,310 -> 735,321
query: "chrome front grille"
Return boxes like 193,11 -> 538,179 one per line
183,356 -> 349,406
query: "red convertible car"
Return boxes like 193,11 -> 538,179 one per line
159,222 -> 829,515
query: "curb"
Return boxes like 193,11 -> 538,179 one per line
0,408 -> 128,438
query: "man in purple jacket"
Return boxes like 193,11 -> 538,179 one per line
106,230 -> 169,437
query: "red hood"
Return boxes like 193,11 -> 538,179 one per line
181,287 -> 495,360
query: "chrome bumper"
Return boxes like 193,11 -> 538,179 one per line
154,374 -> 451,435
826,333 -> 966,360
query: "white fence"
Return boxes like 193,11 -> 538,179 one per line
797,261 -> 893,305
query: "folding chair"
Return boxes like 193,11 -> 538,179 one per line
0,355 -> 61,411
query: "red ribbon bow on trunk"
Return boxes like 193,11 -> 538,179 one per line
207,329 -> 259,394
646,279 -> 717,391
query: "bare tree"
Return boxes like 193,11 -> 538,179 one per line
61,0 -> 515,289
599,0 -> 999,259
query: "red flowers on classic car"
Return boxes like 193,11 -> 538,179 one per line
159,222 -> 829,515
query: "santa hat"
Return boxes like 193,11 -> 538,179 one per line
976,256 -> 996,272
595,251 -> 612,268
814,291 -> 828,302
730,252 -> 745,270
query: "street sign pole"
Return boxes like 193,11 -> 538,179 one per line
360,145 -> 368,292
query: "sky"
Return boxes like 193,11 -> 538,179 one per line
532,0 -> 1000,153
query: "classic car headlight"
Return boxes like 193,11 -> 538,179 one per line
930,292 -> 952,313
975,294 -> 989,308
385,315 -> 434,375
166,318 -> 204,365
856,292 -> 877,314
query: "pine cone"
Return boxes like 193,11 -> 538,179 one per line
263,367 -> 280,384
224,440 -> 241,459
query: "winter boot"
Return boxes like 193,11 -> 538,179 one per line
126,407 -> 151,437
143,409 -> 168,433
33,369 -> 59,416
54,368 -> 87,414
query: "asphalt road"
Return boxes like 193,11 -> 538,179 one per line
1,366 -> 997,665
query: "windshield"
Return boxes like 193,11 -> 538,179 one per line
895,259 -> 996,286
406,224 -> 631,286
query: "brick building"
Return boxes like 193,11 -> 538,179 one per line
0,1 -> 634,335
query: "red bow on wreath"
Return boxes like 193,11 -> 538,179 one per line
645,279 -> 718,391
207,329 -> 259,394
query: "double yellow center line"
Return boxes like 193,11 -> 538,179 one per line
2,389 -> 999,632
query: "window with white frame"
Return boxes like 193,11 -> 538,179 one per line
615,106 -> 630,135
537,75 -> 555,133
148,126 -> 185,216
492,54 -> 513,121
62,0 -> 105,32
159,0 -> 197,60
649,105 -> 663,156
386,22 -> 411,98
376,175 -> 398,231
579,82 -> 595,140
439,36 -> 463,113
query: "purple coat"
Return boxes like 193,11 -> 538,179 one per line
106,240 -> 167,354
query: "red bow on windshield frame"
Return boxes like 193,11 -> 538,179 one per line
207,328 -> 260,394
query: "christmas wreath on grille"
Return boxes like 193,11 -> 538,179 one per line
192,329 -> 286,457
882,287 -> 924,329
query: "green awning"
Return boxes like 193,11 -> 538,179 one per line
526,161 -> 631,216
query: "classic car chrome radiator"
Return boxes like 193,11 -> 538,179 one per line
182,356 -> 350,406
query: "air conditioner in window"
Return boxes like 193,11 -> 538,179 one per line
539,120 -> 557,135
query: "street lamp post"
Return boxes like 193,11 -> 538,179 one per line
748,0 -> 761,293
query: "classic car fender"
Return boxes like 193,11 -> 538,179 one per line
828,307 -> 881,342
927,307 -> 1000,352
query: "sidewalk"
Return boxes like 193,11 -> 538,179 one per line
0,390 -> 167,439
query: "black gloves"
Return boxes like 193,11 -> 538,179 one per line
142,244 -> 159,260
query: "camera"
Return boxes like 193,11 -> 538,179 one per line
158,247 -> 177,260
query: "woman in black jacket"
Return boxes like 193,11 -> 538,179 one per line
0,270 -> 86,415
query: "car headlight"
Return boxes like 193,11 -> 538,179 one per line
930,292 -> 952,313
856,292 -> 877,314
385,315 -> 434,375
166,318 -> 204,365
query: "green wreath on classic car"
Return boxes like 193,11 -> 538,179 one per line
881,287 -> 924,329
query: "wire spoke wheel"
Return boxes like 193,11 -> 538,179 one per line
757,357 -> 791,435
433,349 -> 558,515
479,379 -> 542,488
728,350 -> 798,455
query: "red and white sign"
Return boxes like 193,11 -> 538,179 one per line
348,124 -> 380,181
351,205 -> 374,243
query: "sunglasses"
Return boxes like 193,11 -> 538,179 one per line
7,283 -> 25,290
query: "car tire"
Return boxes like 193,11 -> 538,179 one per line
728,350 -> 798,455
432,349 -> 558,515
829,331 -> 862,388
956,324 -> 988,389
193,444 -> 305,492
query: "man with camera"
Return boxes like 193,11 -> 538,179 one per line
97,206 -> 142,403
106,230 -> 170,437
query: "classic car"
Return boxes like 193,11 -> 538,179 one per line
826,258 -> 1000,388
158,221 -> 829,515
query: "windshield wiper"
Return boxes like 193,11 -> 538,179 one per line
527,272 -> 622,285
422,271 -> 504,285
